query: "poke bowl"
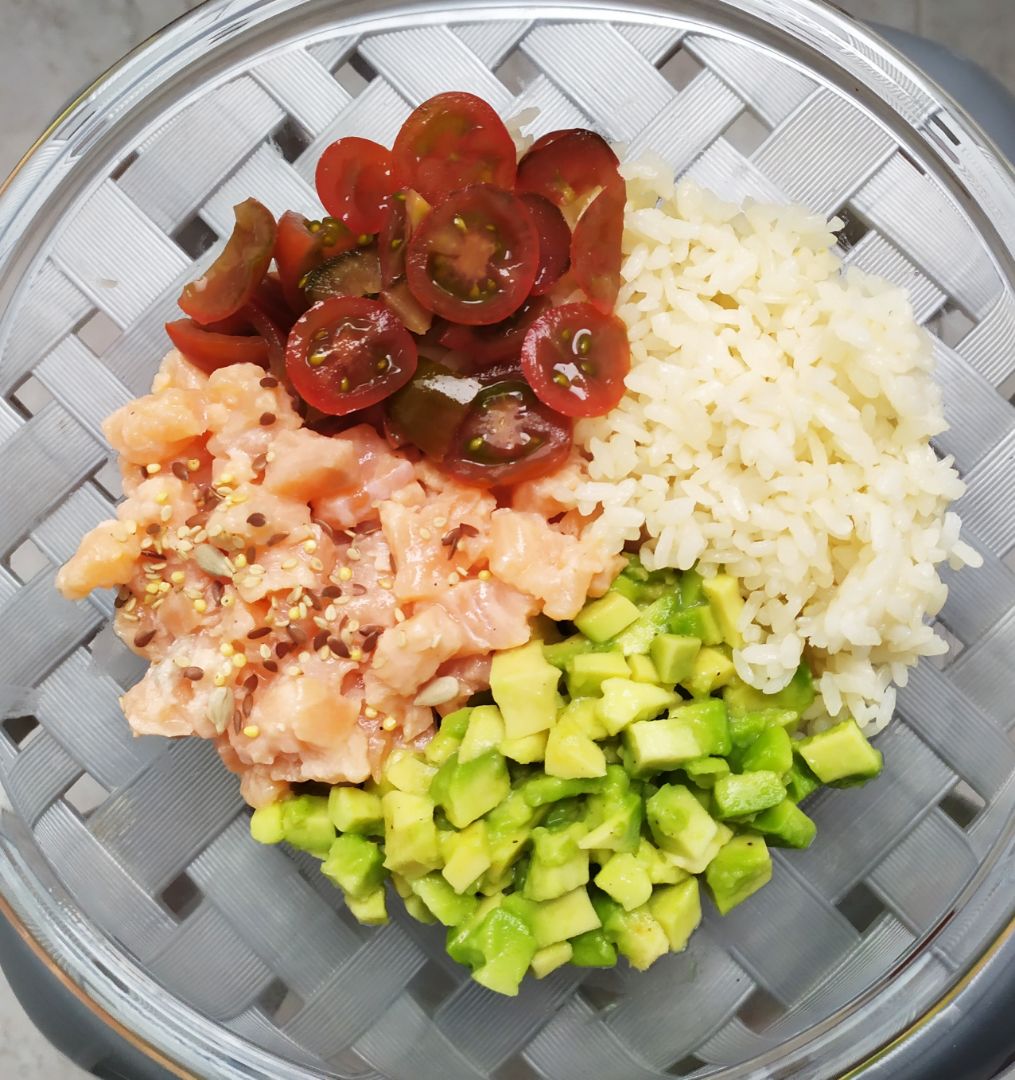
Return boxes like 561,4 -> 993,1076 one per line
0,1 -> 1013,1079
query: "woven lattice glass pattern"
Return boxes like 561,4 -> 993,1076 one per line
0,3 -> 1013,1078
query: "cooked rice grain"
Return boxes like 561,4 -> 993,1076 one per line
577,166 -> 982,731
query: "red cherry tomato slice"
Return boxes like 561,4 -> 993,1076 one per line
571,181 -> 625,313
517,130 -> 621,212
315,137 -> 403,237
406,185 -> 538,326
285,297 -> 417,416
393,92 -> 517,204
521,302 -> 630,418
166,319 -> 269,374
520,193 -> 572,296
442,378 -> 573,487
439,295 -> 550,368
378,189 -> 432,287
274,210 -> 358,313
178,198 -> 276,326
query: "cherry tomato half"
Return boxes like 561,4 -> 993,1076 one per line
393,92 -> 517,204
520,302 -> 630,418
441,378 -> 573,487
516,129 -> 621,213
406,185 -> 539,326
274,210 -> 358,313
521,193 -> 572,296
178,198 -> 277,325
315,137 -> 403,237
378,189 -> 432,287
571,180 -> 625,313
285,297 -> 417,416
439,295 -> 550,367
166,319 -> 269,374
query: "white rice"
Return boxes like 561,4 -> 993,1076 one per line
576,160 -> 982,732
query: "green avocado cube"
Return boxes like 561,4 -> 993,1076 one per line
322,834 -> 385,899
282,795 -> 335,856
663,822 -> 732,875
796,719 -> 883,784
491,640 -> 561,739
410,873 -> 479,926
560,697 -> 609,741
486,787 -> 542,833
650,634 -> 702,684
611,592 -> 682,655
524,827 -> 590,902
442,750 -> 511,829
424,707 -> 472,766
328,786 -> 383,835
785,757 -> 822,803
446,894 -> 503,966
628,654 -> 663,684
751,798 -> 817,848
679,568 -> 705,606
741,725 -> 794,776
624,715 -> 706,775
612,907 -> 670,970
705,835 -> 772,914
531,886 -> 602,948
404,894 -> 437,923
723,664 -> 815,716
575,592 -> 641,642
441,820 -> 492,893
250,803 -> 285,845
701,573 -> 745,649
634,838 -> 690,885
683,756 -> 731,788
459,705 -> 505,763
681,645 -> 736,697
570,928 -> 617,967
668,604 -> 722,646
566,651 -> 630,697
712,771 -> 786,819
381,791 -> 440,878
645,784 -> 720,861
594,853 -> 653,911
470,908 -> 538,996
543,633 -> 597,671
345,888 -> 388,925
531,941 -> 573,979
597,679 -> 678,736
649,878 -> 701,951
521,774 -> 604,807
545,714 -> 608,780
578,791 -> 642,854
609,571 -> 644,604
384,749 -> 438,795
500,730 -> 548,763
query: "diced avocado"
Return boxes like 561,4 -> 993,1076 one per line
740,725 -> 793,775
524,826 -> 589,901
785,757 -> 822,803
322,834 -> 386,899
470,907 -> 538,996
796,719 -> 883,784
425,707 -> 472,766
577,791 -> 642,854
612,907 -> 670,970
410,873 -> 479,926
441,750 -> 511,829
611,592 -> 682,655
531,941 -> 573,978
625,715 -> 706,774
751,798 -> 817,848
723,664 -> 815,716
684,756 -> 731,788
521,774 -> 604,806
594,853 -> 653,911
682,645 -> 736,697
491,640 -> 560,739
575,592 -> 641,642
281,795 -> 335,856
634,838 -> 690,885
628,654 -> 663,684
705,835 -> 772,914
609,572 -> 644,604
328,786 -> 383,835
649,878 -> 701,951
442,820 -> 492,893
531,886 -> 601,948
250,803 -> 285,845
646,784 -> 720,861
701,574 -> 745,649
597,678 -> 678,736
385,748 -> 438,795
500,730 -> 548,763
679,568 -> 704,606
650,634 -> 702,684
543,634 -> 597,671
560,696 -> 609,741
459,705 -> 505,763
446,893 -> 503,965
712,770 -> 786,820
345,887 -> 388,925
381,791 -> 441,878
570,928 -> 617,967
662,822 -> 732,875
542,797 -> 587,832
669,604 -> 722,646
566,650 -> 630,697
486,787 -> 542,833
545,714 -> 607,780
404,894 -> 437,923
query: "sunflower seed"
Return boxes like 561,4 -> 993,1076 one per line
194,544 -> 234,578
207,686 -> 234,734
413,676 -> 460,708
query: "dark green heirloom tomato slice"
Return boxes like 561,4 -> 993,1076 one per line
273,210 -> 359,312
386,359 -> 483,461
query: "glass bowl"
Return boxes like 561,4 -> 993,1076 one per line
0,1 -> 1012,1077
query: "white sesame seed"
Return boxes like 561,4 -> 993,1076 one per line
259,644 -> 272,660
419,527 -> 432,541
433,517 -> 447,528
324,605 -> 337,621
298,650 -> 310,664
281,558 -> 298,570
309,557 -> 324,573
285,665 -> 301,677
346,548 -> 361,562
146,463 -> 161,475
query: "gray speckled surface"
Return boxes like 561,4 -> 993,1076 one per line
0,0 -> 1011,1077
